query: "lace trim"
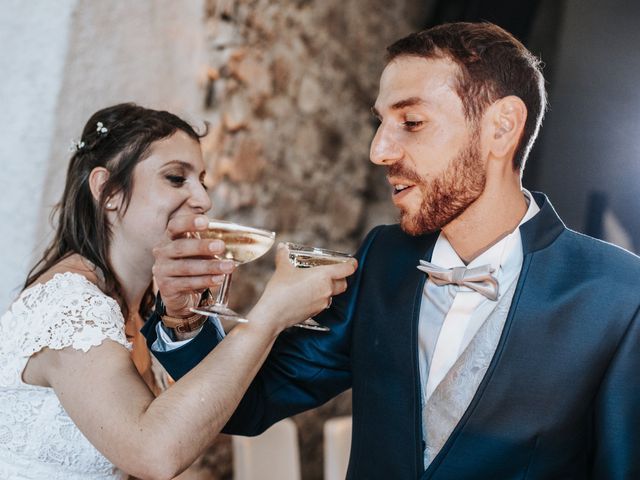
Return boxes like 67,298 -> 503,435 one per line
1,272 -> 131,387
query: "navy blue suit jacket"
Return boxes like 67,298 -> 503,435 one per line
143,193 -> 640,479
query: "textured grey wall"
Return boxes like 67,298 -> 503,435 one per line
196,2 -> 422,478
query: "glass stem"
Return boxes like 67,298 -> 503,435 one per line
215,272 -> 233,306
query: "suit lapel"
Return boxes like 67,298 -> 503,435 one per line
410,239 -> 436,476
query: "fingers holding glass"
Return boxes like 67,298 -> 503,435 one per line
159,221 -> 355,332
153,216 -> 235,317
189,220 -> 276,322
285,242 -> 356,332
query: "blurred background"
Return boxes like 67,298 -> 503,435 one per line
1,0 -> 638,478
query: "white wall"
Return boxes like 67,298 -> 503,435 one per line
0,0 -> 207,311
0,0 -> 79,310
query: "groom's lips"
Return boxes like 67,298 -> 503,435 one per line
388,177 -> 416,202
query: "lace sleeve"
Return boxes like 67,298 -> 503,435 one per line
13,272 -> 131,357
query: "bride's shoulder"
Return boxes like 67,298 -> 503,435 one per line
14,254 -> 123,328
4,256 -> 129,356
25,254 -> 103,293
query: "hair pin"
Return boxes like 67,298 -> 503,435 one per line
69,139 -> 86,152
96,122 -> 108,135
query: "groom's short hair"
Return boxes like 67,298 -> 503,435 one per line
386,22 -> 547,171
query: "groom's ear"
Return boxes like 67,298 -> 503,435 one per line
484,95 -> 527,164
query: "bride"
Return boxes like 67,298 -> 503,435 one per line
0,103 -> 356,479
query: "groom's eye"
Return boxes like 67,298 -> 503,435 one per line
402,120 -> 423,129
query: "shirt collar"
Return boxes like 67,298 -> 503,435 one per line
432,189 -> 540,275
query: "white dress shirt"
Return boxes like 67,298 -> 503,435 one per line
418,190 -> 540,403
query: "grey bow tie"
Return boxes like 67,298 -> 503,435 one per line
417,260 -> 499,301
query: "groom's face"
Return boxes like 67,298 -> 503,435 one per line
369,55 -> 487,236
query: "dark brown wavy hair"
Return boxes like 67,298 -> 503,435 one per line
24,103 -> 206,318
387,22 -> 547,171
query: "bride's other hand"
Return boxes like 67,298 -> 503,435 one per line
248,243 -> 357,333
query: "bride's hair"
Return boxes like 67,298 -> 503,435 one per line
25,103 -> 206,317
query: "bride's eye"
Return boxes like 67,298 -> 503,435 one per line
166,174 -> 186,186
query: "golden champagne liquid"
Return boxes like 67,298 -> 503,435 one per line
286,243 -> 353,268
289,253 -> 351,268
200,221 -> 275,264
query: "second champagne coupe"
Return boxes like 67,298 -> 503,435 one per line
285,242 -> 354,332
191,220 -> 276,322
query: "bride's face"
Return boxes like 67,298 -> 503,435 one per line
111,130 -> 211,257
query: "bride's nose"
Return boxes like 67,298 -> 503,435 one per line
188,182 -> 212,214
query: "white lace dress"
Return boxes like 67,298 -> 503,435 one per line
0,272 -> 130,479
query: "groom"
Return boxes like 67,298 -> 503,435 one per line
144,22 -> 640,478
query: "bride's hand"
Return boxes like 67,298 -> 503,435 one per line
248,243 -> 357,333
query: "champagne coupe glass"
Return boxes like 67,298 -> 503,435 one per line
190,220 -> 276,322
285,242 -> 354,332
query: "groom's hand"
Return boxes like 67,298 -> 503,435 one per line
152,214 -> 235,318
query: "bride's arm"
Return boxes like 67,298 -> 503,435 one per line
26,248 -> 356,480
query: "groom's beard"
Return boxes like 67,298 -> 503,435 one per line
393,130 -> 486,236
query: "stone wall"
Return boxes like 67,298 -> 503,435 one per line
188,1 -> 425,478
